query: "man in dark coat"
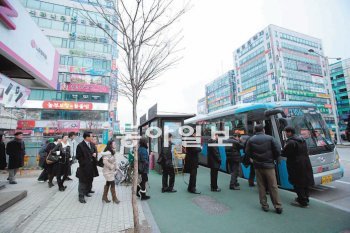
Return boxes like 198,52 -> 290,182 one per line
184,131 -> 201,194
225,134 -> 243,190
282,126 -> 314,208
0,134 -> 7,170
76,131 -> 95,203
245,124 -> 282,214
6,132 -> 25,184
89,140 -> 99,193
160,133 -> 176,193
208,133 -> 222,192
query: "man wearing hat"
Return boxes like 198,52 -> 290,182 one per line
6,132 -> 26,184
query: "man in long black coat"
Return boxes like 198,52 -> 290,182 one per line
208,133 -> 221,192
282,126 -> 314,208
225,134 -> 244,190
76,131 -> 95,203
6,132 -> 26,184
184,131 -> 201,194
160,133 -> 176,193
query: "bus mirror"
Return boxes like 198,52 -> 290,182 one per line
278,118 -> 288,129
264,109 -> 286,118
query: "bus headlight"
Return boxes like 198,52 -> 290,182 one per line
334,149 -> 340,169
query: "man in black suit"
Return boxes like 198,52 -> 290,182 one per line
76,131 -> 96,203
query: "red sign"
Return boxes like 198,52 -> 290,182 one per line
60,83 -> 109,93
17,120 -> 35,129
0,0 -> 18,30
324,104 -> 332,109
43,101 -> 93,110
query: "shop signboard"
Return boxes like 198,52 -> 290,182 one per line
57,120 -> 80,132
0,0 -> 59,89
238,86 -> 256,96
0,73 -> 31,107
17,120 -> 35,129
43,101 -> 93,110
59,83 -> 109,93
70,74 -> 103,85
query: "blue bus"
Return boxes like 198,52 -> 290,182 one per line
185,101 -> 344,189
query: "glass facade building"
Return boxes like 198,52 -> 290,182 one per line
234,25 -> 334,125
197,97 -> 207,114
205,70 -> 235,113
330,58 -> 350,129
17,0 -> 118,133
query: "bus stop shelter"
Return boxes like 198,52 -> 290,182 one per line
138,104 -> 195,173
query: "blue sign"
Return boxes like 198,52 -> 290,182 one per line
102,130 -> 109,144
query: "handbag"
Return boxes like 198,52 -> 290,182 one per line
46,150 -> 59,164
157,154 -> 164,165
97,157 -> 104,167
241,154 -> 251,168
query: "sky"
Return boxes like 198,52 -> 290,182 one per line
117,0 -> 350,127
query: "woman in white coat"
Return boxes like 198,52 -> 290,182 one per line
101,140 -> 120,204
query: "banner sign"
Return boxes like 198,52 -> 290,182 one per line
59,83 -> 109,93
57,120 -> 80,132
43,100 -> 93,110
17,120 -> 35,129
0,73 -> 31,107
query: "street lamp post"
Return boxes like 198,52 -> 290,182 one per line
308,49 -> 342,144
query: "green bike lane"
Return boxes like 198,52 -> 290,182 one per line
146,167 -> 350,233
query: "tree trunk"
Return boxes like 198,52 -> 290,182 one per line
132,98 -> 140,232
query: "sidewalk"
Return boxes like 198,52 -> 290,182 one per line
0,164 -> 150,233
146,167 -> 350,233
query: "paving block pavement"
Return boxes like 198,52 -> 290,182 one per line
0,164 -> 150,233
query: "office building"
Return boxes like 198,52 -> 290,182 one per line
330,58 -> 350,127
16,0 -> 118,135
234,24 -> 334,124
205,70 -> 235,113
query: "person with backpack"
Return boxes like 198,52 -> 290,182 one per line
282,126 -> 314,208
37,139 -> 50,182
137,137 -> 150,200
101,140 -> 120,204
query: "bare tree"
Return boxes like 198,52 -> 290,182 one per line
80,0 -> 189,231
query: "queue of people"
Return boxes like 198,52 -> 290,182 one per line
0,125 -> 315,213
154,124 -> 314,215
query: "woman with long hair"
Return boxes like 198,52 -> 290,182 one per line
137,137 -> 150,200
101,140 -> 120,204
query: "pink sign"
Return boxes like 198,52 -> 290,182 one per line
0,0 -> 18,30
57,120 -> 80,132
60,83 -> 109,93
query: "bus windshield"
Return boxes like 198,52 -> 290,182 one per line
283,107 -> 334,151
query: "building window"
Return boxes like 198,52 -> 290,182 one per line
63,23 -> 69,31
27,0 -> 40,10
62,39 -> 68,48
41,2 -> 53,11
